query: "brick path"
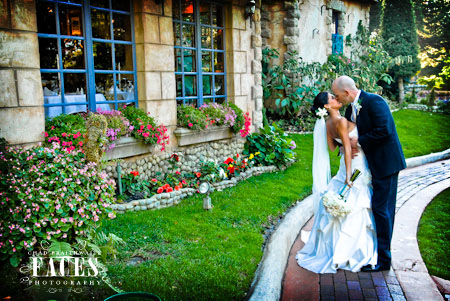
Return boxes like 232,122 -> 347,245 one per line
282,159 -> 450,300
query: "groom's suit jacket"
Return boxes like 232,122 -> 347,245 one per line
345,90 -> 406,178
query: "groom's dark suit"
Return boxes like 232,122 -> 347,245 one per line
345,90 -> 406,267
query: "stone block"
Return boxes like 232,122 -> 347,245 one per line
139,0 -> 163,14
11,0 -> 37,31
255,98 -> 263,111
252,110 -> 263,125
254,47 -> 262,61
261,11 -> 270,21
17,69 -> 43,107
135,13 -> 159,44
233,96 -> 248,112
261,29 -> 271,38
284,35 -> 298,45
232,5 -> 245,30
251,60 -> 262,74
144,99 -> 177,126
251,34 -> 262,47
138,71 -> 161,100
161,72 -> 176,99
251,85 -> 263,99
233,51 -> 247,73
232,73 -> 241,96
0,107 -> 45,144
254,73 -> 262,85
0,69 -> 18,107
255,22 -> 261,35
159,16 -> 174,45
286,27 -> 299,36
283,18 -> 298,27
144,44 -> 175,72
0,31 -> 39,68
286,44 -> 298,53
241,73 -> 252,96
287,9 -> 300,19
163,0 -> 172,16
240,29 -> 251,51
0,0 -> 8,28
232,29 -> 241,50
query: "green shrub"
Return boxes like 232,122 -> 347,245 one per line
177,105 -> 209,130
0,143 -> 117,267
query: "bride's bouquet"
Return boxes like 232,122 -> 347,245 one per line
322,169 -> 361,218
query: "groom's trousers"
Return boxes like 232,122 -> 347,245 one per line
371,172 -> 399,267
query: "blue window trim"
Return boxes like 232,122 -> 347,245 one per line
173,0 -> 227,107
38,0 -> 138,117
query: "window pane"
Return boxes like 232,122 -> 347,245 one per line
173,0 -> 180,20
183,49 -> 196,72
212,4 -> 223,27
37,2 -> 56,34
59,4 -> 83,36
42,73 -> 61,97
186,99 -> 198,107
115,44 -> 133,71
112,0 -> 130,12
174,23 -> 181,46
176,98 -> 183,106
202,75 -> 211,96
175,48 -> 182,72
91,9 -> 111,39
176,74 -> 182,97
181,0 -> 194,22
61,39 -> 85,69
201,26 -> 211,49
64,73 -> 86,95
93,42 -> 112,70
39,38 -> 59,69
95,73 -> 115,100
214,52 -> 224,73
184,75 -> 197,96
213,28 -> 223,49
214,75 -> 224,95
182,24 -> 195,47
215,97 -> 225,104
199,2 -> 210,24
91,0 -> 108,8
113,13 -> 131,41
202,51 -> 211,72
117,74 -> 134,98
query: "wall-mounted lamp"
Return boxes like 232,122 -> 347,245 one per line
246,0 -> 256,19
312,28 -> 319,39
320,5 -> 328,16
199,181 -> 213,210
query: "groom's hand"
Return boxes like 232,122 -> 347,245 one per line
350,137 -> 360,158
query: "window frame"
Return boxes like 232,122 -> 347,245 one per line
38,0 -> 138,116
173,0 -> 227,107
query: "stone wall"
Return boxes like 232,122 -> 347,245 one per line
0,0 -> 44,145
342,1 -> 370,58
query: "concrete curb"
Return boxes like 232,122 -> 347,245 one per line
247,196 -> 314,301
405,148 -> 450,168
392,178 -> 450,301
247,149 -> 450,300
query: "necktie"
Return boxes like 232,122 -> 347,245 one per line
351,103 -> 357,123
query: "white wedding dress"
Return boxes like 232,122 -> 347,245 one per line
295,127 -> 378,273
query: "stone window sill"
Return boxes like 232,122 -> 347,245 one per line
174,125 -> 235,146
103,136 -> 154,161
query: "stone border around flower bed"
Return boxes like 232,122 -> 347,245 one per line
111,163 -> 293,213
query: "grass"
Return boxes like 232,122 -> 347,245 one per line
417,188 -> 450,280
1,109 -> 448,300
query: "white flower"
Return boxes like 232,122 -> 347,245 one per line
354,102 -> 362,115
322,191 -> 352,217
316,107 -> 328,118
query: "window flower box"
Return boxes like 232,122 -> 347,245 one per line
103,136 -> 155,160
174,125 -> 235,146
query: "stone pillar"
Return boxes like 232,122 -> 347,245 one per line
0,0 -> 44,146
134,0 -> 177,150
251,1 -> 263,130
283,0 -> 300,61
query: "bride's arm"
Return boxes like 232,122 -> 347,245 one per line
336,118 -> 353,186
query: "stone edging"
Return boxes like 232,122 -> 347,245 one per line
246,150 -> 450,300
111,163 -> 292,213
392,177 -> 450,301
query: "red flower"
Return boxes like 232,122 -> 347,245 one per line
195,172 -> 201,178
170,153 -> 180,162
130,171 -> 139,177
227,165 -> 235,174
174,186 -> 180,191
163,184 -> 170,189
157,187 -> 164,194
166,187 -> 173,193
236,153 -> 239,158
182,179 -> 187,185
175,171 -> 181,175
151,178 -> 157,182
224,157 -> 234,165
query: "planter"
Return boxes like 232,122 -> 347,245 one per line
103,137 -> 155,161
174,125 -> 235,147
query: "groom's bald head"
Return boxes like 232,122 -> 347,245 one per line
332,76 -> 359,105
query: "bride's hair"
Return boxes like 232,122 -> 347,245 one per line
310,92 -> 329,116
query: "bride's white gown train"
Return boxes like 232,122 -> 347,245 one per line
295,127 -> 378,273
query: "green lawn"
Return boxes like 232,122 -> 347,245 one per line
417,188 -> 450,280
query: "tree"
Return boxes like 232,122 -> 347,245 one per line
413,0 -> 450,90
381,0 -> 421,103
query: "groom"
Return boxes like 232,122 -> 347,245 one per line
332,76 -> 406,272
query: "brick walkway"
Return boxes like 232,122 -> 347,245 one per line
282,160 -> 450,300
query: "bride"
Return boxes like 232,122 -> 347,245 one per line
295,92 -> 377,273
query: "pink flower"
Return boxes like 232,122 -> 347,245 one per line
188,123 -> 193,128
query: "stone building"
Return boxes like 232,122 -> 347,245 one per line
0,0 -> 374,161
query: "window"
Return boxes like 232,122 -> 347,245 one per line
332,10 -> 343,54
37,0 -> 137,118
173,0 -> 226,107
